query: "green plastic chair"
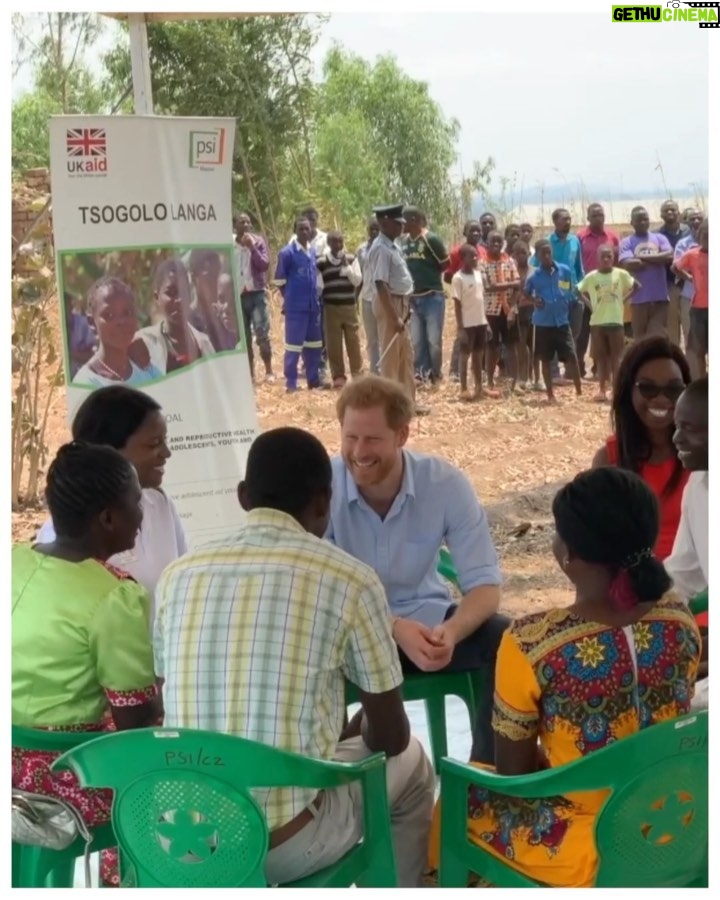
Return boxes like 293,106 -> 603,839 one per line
437,546 -> 461,592
348,546 -> 481,774
11,725 -> 117,888
345,671 -> 481,774
689,589 -> 708,617
438,711 -> 708,888
53,727 -> 397,888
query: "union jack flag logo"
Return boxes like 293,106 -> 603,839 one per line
66,128 -> 107,158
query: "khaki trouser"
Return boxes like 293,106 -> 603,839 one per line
264,736 -> 435,887
372,292 -> 416,402
631,300 -> 669,340
667,282 -> 690,347
323,304 -> 363,381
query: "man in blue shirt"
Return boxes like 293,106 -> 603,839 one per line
671,208 -> 703,350
274,216 -> 324,393
525,239 -> 582,403
326,374 -> 509,765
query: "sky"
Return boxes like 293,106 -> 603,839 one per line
12,10 -> 709,195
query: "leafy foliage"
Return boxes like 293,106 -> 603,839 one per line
12,13 -> 109,171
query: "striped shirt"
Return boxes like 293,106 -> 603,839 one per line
317,251 -> 362,306
154,508 -> 402,829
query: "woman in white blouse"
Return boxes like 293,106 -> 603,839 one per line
36,386 -> 187,616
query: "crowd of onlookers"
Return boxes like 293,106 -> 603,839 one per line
234,200 -> 708,415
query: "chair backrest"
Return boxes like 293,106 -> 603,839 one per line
54,727 -> 392,888
12,725 -> 101,753
592,713 -> 708,887
112,767 -> 269,887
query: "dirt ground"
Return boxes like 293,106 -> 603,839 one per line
11,298 -> 610,617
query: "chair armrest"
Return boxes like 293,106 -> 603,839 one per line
440,755 -> 608,799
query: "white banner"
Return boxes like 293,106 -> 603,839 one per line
49,115 -> 258,548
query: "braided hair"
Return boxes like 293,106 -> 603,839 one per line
87,276 -> 133,313
72,386 -> 161,450
45,441 -> 138,540
553,467 -> 671,610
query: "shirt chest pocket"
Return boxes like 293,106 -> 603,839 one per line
558,280 -> 571,292
391,538 -> 440,587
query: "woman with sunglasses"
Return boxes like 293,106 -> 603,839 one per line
592,335 -> 691,559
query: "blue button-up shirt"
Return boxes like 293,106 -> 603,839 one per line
274,239 -> 319,312
674,232 -> 698,301
530,232 -> 584,290
326,451 -> 501,628
525,263 -> 577,328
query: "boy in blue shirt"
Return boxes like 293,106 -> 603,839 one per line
274,216 -> 323,392
524,239 -> 582,404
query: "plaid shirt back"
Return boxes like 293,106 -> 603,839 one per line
154,508 -> 402,829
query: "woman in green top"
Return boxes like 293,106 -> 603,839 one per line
12,442 -> 160,884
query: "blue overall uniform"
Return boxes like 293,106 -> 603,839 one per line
274,239 -> 323,390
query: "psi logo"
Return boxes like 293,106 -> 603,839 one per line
189,129 -> 226,169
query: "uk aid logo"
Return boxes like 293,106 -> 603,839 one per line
189,129 -> 227,170
65,128 -> 108,177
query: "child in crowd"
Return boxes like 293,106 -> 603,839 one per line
317,230 -> 363,388
511,240 -> 541,391
482,231 -> 522,393
578,243 -> 638,402
74,277 -> 163,387
451,243 -> 498,401
675,218 -> 709,378
525,239 -> 582,404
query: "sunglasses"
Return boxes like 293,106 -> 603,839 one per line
634,381 -> 685,402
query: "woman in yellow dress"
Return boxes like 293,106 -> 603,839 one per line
428,466 -> 701,887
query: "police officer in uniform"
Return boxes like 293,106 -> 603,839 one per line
366,204 -> 428,411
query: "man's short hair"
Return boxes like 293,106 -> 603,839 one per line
243,427 -> 331,518
534,238 -> 551,253
683,376 -> 708,404
551,207 -> 569,223
336,375 -> 414,430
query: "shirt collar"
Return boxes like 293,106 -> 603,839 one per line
292,238 -> 313,255
246,508 -> 306,534
345,450 -> 415,505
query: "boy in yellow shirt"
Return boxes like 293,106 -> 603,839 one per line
577,244 -> 639,401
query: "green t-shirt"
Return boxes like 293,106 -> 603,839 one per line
577,267 -> 635,326
402,232 -> 449,294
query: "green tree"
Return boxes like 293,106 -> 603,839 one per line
12,13 -> 109,174
319,47 -> 476,231
13,13 -> 105,113
103,15 -> 326,244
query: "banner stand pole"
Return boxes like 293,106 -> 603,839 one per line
127,13 -> 154,115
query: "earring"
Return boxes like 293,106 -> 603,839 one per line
562,557 -> 570,570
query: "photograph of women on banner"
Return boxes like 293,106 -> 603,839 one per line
59,245 -> 244,388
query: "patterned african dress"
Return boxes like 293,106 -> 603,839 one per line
428,592 -> 701,887
12,545 -> 158,885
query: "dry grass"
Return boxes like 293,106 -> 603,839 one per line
11,290 -> 611,616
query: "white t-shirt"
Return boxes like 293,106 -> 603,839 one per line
36,488 -> 188,622
451,270 -> 488,328
664,471 -> 708,603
